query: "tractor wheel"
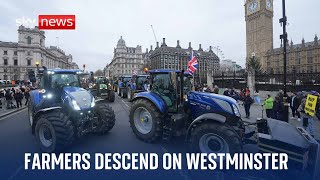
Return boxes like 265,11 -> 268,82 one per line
35,110 -> 74,152
108,91 -> 115,102
188,122 -> 242,154
129,99 -> 162,143
93,103 -> 116,135
28,94 -> 35,128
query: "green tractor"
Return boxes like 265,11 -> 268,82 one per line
90,76 -> 115,102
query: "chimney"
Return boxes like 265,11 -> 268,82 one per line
176,40 -> 181,48
161,38 -> 167,47
188,42 -> 192,49
150,45 -> 153,51
146,48 -> 148,53
302,38 -> 305,47
199,44 -> 203,51
315,34 -> 318,46
156,42 -> 159,49
209,46 -> 213,53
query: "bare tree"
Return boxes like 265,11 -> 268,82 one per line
94,69 -> 104,76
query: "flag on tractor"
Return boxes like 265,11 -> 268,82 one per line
187,51 -> 198,75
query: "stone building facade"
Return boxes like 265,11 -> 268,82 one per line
245,0 -> 274,70
148,38 -> 220,84
107,36 -> 145,78
0,25 -> 77,81
245,0 -> 320,77
265,36 -> 320,74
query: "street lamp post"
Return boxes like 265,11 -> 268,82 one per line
280,0 -> 289,122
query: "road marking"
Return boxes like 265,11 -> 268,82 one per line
121,100 -> 129,108
0,108 -> 27,121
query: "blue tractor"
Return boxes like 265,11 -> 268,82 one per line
28,68 -> 116,152
117,75 -> 131,98
129,69 -> 244,153
127,74 -> 149,101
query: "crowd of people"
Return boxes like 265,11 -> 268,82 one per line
195,84 -> 319,137
0,86 -> 31,110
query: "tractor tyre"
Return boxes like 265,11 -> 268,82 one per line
108,91 -> 115,102
35,110 -> 74,152
93,103 -> 116,135
129,99 -> 162,143
188,122 -> 242,154
28,94 -> 35,129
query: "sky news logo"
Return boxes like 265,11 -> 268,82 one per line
38,15 -> 76,30
15,15 -> 76,30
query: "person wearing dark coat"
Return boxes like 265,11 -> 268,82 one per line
273,96 -> 284,121
14,89 -> 23,108
24,88 -> 30,106
289,92 -> 301,121
244,94 -> 254,118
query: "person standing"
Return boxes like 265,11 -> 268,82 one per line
254,90 -> 261,105
290,92 -> 301,121
244,94 -> 254,118
272,96 -> 284,121
213,85 -> 219,94
263,95 -> 274,118
298,92 -> 317,138
0,89 -> 4,109
24,87 -> 30,106
14,89 -> 23,108
223,88 -> 230,96
5,89 -> 13,109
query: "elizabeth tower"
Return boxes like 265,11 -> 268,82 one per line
245,0 -> 274,69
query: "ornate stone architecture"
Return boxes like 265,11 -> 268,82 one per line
266,36 -> 320,74
245,0 -> 274,69
245,0 -> 320,77
107,36 -> 145,78
0,25 -> 78,81
148,38 -> 220,85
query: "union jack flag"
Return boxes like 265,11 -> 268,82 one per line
187,51 -> 198,75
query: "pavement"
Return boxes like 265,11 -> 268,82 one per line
0,98 -> 27,118
0,94 -> 318,180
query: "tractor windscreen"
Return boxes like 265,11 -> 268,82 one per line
50,73 -> 81,88
123,77 -> 131,83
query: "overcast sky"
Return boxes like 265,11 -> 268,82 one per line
0,0 -> 319,71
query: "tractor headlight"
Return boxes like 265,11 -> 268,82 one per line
72,100 -> 81,110
91,97 -> 95,108
232,104 -> 240,117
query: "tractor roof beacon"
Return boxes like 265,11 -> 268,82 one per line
129,69 -> 245,153
28,67 -> 116,152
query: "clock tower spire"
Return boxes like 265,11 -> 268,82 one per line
245,0 -> 274,70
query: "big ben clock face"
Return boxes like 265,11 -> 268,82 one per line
266,0 -> 273,11
247,0 -> 259,15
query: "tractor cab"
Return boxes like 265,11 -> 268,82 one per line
90,76 -> 115,102
117,75 -> 131,98
148,69 -> 193,112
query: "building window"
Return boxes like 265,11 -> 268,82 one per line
27,36 -> 32,44
14,59 -> 18,66
27,60 -> 31,66
4,50 -> 7,55
4,59 -> 8,65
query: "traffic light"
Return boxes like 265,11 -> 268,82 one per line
28,70 -> 36,82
